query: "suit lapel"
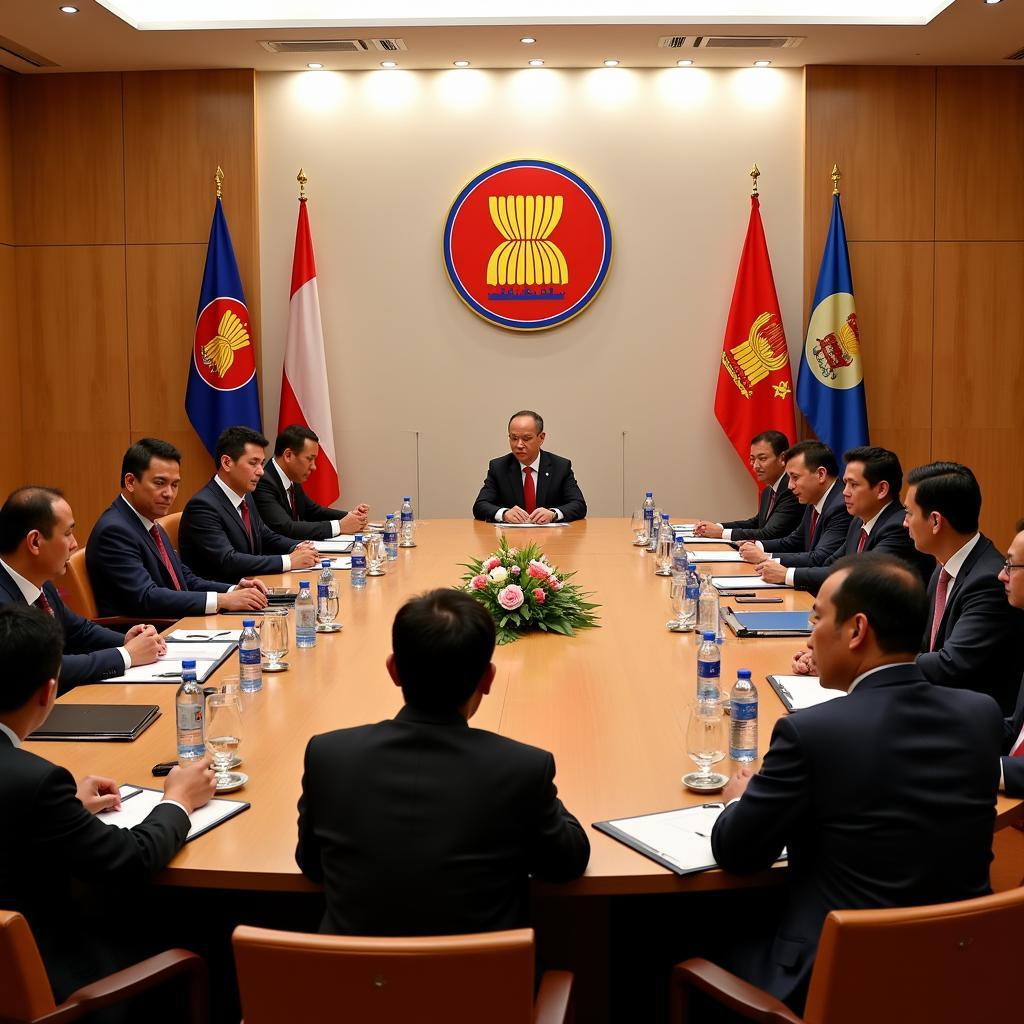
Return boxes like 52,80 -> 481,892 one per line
208,481 -> 253,553
757,486 -> 772,527
0,564 -> 23,603
507,456 -> 525,508
115,499 -> 173,581
535,452 -> 550,509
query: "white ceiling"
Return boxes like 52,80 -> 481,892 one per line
0,0 -> 1021,73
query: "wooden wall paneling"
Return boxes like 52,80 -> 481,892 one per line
126,243 -> 219,502
0,244 -> 22,496
16,246 -> 131,540
932,242 -> 1024,550
12,73 -> 125,246
846,241 -> 934,472
936,68 -> 1024,242
804,67 -> 936,246
0,72 -> 14,245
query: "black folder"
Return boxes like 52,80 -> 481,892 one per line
28,704 -> 160,742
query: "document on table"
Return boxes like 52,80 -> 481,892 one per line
167,629 -> 242,643
767,675 -> 845,712
499,522 -> 569,528
672,536 -> 736,546
313,538 -> 354,553
685,550 -> 746,563
290,557 -> 352,571
711,574 -> 791,591
100,785 -> 250,842
105,642 -> 237,683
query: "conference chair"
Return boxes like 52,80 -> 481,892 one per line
232,925 -> 574,1024
61,548 -> 174,628
670,886 -> 1024,1024
0,909 -> 208,1023
156,511 -> 182,553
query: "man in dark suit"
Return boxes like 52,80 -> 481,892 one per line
88,438 -> 268,618
0,605 -> 216,1001
179,426 -> 321,584
997,521 -> 1024,796
296,588 -> 590,936
693,430 -> 802,542
253,424 -> 369,541
712,554 -> 1001,1014
738,440 -> 851,571
758,446 -> 933,593
0,487 -> 164,694
472,410 -> 587,524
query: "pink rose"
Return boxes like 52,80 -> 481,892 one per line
497,584 -> 524,611
471,574 -> 488,591
510,565 -> 521,576
549,578 -> 563,591
527,559 -> 550,579
483,556 -> 500,572
532,588 -> 546,604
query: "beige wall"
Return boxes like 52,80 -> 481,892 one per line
257,68 -> 804,522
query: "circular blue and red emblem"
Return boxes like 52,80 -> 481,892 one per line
193,297 -> 257,391
443,159 -> 612,331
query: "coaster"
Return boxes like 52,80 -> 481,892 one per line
315,623 -> 343,633
681,771 -> 728,793
215,771 -> 248,793
261,661 -> 288,672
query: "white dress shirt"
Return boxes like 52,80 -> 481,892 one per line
0,720 -> 20,747
940,533 -> 981,583
721,474 -> 784,542
271,459 -> 341,538
214,476 -> 291,572
495,454 -> 564,522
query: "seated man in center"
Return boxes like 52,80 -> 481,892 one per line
473,410 -> 587,524
296,588 -> 590,935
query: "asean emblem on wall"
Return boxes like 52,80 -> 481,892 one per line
443,159 -> 612,331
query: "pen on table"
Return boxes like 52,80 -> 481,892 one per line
736,597 -> 784,604
120,787 -> 143,803
718,591 -> 757,597
184,631 -> 230,640
156,671 -> 183,678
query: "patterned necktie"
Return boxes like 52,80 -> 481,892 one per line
150,526 -> 182,591
765,486 -> 777,519
809,507 -> 820,541
1010,722 -> 1024,758
288,487 -> 298,520
856,528 -> 868,553
929,568 -> 952,652
523,466 -> 536,514
35,591 -> 54,617
239,500 -> 254,549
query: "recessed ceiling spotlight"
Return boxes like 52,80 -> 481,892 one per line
380,60 -> 398,68
520,37 -> 537,44
753,60 -> 772,66
677,59 -> 694,66
528,59 -> 545,66
306,62 -> 324,69
603,59 -> 620,67
59,4 -> 79,11
453,60 -> 470,67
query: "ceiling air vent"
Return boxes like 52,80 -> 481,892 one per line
1005,45 -> 1024,60
260,39 -> 370,53
658,35 -> 689,49
692,35 -> 804,49
0,34 -> 58,68
370,38 -> 408,52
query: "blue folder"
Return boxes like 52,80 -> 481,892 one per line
722,609 -> 812,637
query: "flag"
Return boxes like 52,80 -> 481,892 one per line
797,193 -> 868,456
714,194 -> 798,486
278,196 -> 339,505
185,198 -> 261,456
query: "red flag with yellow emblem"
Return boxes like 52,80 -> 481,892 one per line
714,193 -> 797,486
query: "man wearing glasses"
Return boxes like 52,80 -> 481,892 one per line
998,521 -> 1024,796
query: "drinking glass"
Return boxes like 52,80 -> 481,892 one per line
259,608 -> 290,671
366,531 -> 386,575
206,693 -> 243,789
667,579 -> 686,630
683,698 -> 728,790
316,579 -> 340,630
631,509 -> 649,546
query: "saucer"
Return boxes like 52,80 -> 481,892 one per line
315,623 -> 343,633
215,771 -> 248,793
682,772 -> 728,793
261,661 -> 289,672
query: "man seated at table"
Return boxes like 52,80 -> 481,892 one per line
88,438 -> 268,618
473,410 -> 587,524
998,521 -> 1024,796
253,424 -> 369,540
0,604 -> 216,1002
693,430 -> 801,542
737,441 -> 851,573
296,588 -> 590,935
179,425 -> 320,584
0,487 -> 164,693
712,554 -> 1001,1015
756,446 -> 933,593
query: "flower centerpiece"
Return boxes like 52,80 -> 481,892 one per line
460,536 -> 600,645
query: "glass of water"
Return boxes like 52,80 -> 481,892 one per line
684,698 -> 728,791
316,577 -> 340,630
631,509 -> 648,546
366,531 -> 386,575
206,693 -> 243,788
259,608 -> 290,672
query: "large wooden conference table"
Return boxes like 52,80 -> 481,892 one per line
28,518 -> 1024,894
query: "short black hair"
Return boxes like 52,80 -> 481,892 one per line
215,426 -> 269,465
751,431 -> 789,457
843,445 -> 903,497
121,438 -> 182,487
906,462 -> 981,535
391,589 -> 495,712
274,425 -> 319,457
1016,517 -> 1024,534
0,487 -> 65,555
508,410 -> 544,434
784,440 -> 838,478
0,605 -> 64,712
827,553 -> 928,655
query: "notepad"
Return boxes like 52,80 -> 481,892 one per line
722,609 -> 812,637
685,550 -> 746,563
711,574 -> 790,591
767,674 -> 845,712
313,539 -> 354,554
167,629 -> 242,643
289,556 -> 351,571
671,536 -> 736,546
28,704 -> 160,742
100,785 -> 250,841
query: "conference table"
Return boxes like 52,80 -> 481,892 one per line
28,518 -> 1024,895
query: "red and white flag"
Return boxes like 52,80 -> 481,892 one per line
279,197 -> 339,505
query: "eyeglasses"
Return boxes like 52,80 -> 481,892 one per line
1001,560 -> 1024,573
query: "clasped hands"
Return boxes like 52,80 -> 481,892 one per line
736,542 -> 788,584
503,506 -> 556,525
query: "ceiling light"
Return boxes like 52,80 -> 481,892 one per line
520,36 -> 536,44
453,59 -> 470,66
306,62 -> 324,69
677,59 -> 694,66
528,58 -> 544,66
381,60 -> 397,67
59,4 -> 79,11
603,59 -> 620,66
753,59 -> 772,66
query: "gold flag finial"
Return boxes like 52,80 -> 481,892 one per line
831,163 -> 841,196
215,165 -> 224,199
297,167 -> 308,200
750,163 -> 760,196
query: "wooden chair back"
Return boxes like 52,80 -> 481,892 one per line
61,547 -> 99,619
0,910 -> 57,1021
156,512 -> 182,553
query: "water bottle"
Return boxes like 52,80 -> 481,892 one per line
655,514 -> 673,575
679,562 -> 700,631
383,513 -> 398,560
698,572 -> 723,644
646,505 -> 662,553
175,659 -> 206,762
729,669 -> 758,762
239,618 -> 262,693
696,631 -> 721,701
671,534 -> 689,585
296,579 -> 317,647
351,534 -> 367,589
400,496 -> 415,547
642,491 -> 655,545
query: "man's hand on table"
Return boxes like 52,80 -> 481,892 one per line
738,541 -> 768,565
503,506 -> 531,524
163,755 -> 217,814
290,543 -> 319,570
694,521 -> 723,539
721,765 -> 757,804
218,587 -> 268,612
756,560 -> 787,584
124,624 -> 165,664
792,648 -> 817,675
77,775 -> 122,814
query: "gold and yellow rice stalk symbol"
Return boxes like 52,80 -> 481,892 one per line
486,195 -> 569,287
722,312 -> 790,399
201,309 -> 251,379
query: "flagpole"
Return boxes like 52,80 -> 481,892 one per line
831,163 -> 841,196
297,167 -> 308,201
750,163 -> 760,196
215,165 -> 224,199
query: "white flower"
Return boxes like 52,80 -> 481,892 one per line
488,566 -> 509,583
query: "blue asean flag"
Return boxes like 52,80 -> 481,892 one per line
185,198 -> 262,457
797,194 -> 869,457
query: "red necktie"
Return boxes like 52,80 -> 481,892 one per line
240,500 -> 254,549
809,507 -> 820,540
35,591 -> 54,617
150,526 -> 182,591
288,487 -> 298,520
856,528 -> 868,553
766,487 -> 777,518
1010,722 -> 1024,758
929,568 -> 952,652
523,467 -> 536,514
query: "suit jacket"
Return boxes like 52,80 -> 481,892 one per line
179,479 -> 296,583
0,732 -> 189,1001
791,501 -> 935,595
253,466 -> 349,541
87,498 -> 231,618
0,564 -> 125,694
722,482 -> 802,542
296,705 -> 591,936
472,451 -> 587,523
1002,673 -> 1024,797
762,481 -> 852,565
711,663 -> 1001,1012
917,535 -> 1024,715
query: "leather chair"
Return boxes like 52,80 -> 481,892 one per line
671,885 -> 1024,1024
0,909 -> 208,1023
59,547 -> 174,628
156,512 -> 182,553
232,925 -> 573,1024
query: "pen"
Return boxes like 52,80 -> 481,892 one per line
120,787 -> 143,803
184,632 -> 229,640
736,597 -> 784,604
718,591 -> 756,597
156,671 -> 183,678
